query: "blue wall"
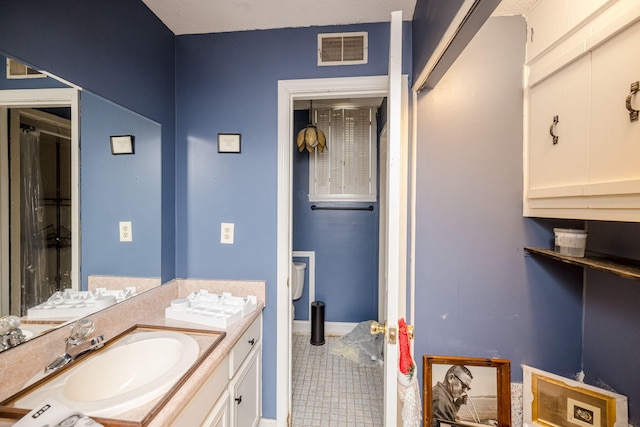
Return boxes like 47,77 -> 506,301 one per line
3,1 -> 638,424
413,16 -> 584,386
292,111 -> 379,322
581,221 -> 640,424
0,55 -> 69,90
175,22 -> 412,419
0,0 -> 177,282
0,70 -> 163,288
80,92 -> 162,285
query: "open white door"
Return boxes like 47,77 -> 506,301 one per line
382,9 -> 405,426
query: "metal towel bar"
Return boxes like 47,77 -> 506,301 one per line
310,205 -> 374,211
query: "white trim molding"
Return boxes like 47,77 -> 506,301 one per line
277,75 -> 390,427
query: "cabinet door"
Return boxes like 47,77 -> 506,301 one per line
229,345 -> 261,427
589,19 -> 640,187
203,390 -> 231,427
528,54 -> 591,196
527,0 -> 608,61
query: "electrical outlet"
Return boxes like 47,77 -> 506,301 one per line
221,222 -> 234,244
119,221 -> 133,242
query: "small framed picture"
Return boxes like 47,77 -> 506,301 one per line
424,355 -> 511,427
522,365 -> 628,427
110,135 -> 134,155
218,133 -> 241,153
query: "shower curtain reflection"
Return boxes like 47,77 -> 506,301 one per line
19,129 -> 48,313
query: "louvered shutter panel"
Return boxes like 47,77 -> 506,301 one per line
313,109 -> 331,196
308,107 -> 376,202
342,109 -> 371,195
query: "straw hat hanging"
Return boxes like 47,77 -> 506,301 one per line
296,100 -> 326,153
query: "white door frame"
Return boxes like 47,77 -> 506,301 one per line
276,74 -> 408,425
0,88 -> 80,315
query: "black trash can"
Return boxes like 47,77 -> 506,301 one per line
310,301 -> 325,346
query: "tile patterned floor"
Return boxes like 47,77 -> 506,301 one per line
291,333 -> 384,427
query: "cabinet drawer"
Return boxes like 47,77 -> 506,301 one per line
229,315 -> 261,378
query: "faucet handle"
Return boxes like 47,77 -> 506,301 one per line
0,316 -> 21,334
68,319 -> 95,343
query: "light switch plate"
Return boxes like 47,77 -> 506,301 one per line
221,223 -> 234,244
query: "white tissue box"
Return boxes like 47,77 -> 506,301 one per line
14,398 -> 103,426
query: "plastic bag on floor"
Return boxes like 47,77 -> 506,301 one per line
332,320 -> 383,367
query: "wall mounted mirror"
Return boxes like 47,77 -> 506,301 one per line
0,55 -> 162,349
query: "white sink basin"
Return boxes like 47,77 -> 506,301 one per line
20,323 -> 57,340
16,330 -> 199,417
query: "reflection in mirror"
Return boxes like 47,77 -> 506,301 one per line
0,55 -> 162,349
11,107 -> 72,313
0,84 -> 79,323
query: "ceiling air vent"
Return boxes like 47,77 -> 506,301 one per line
318,32 -> 368,66
6,58 -> 45,79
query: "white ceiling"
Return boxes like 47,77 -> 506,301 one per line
142,0 -> 538,36
141,0 -> 417,35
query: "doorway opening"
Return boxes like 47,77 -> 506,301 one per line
277,75 -> 394,424
290,97 -> 385,425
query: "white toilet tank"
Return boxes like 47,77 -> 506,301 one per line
292,261 -> 306,300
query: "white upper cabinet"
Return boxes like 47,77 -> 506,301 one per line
524,0 -> 640,221
589,20 -> 640,188
526,0 -> 609,61
528,55 -> 590,197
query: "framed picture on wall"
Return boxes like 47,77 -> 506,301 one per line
217,133 -> 241,153
522,365 -> 628,427
424,355 -> 511,427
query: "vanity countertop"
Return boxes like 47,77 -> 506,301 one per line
0,279 -> 265,427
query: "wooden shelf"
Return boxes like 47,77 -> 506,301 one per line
524,247 -> 640,281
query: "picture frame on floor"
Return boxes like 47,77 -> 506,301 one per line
522,365 -> 628,427
423,355 -> 511,427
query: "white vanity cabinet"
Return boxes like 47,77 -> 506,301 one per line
202,390 -> 231,427
524,0 -> 640,221
228,314 -> 262,427
229,344 -> 261,427
170,313 -> 262,427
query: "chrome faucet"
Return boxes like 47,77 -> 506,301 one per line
0,315 -> 26,352
45,319 -> 105,373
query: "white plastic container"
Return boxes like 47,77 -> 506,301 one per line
553,228 -> 588,257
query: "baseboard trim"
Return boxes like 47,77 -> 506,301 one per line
259,418 -> 277,427
292,320 -> 359,336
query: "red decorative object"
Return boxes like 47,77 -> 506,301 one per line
398,317 -> 412,375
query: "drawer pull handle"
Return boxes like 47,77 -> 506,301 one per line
626,81 -> 639,122
248,338 -> 256,346
235,396 -> 242,405
549,115 -> 559,145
